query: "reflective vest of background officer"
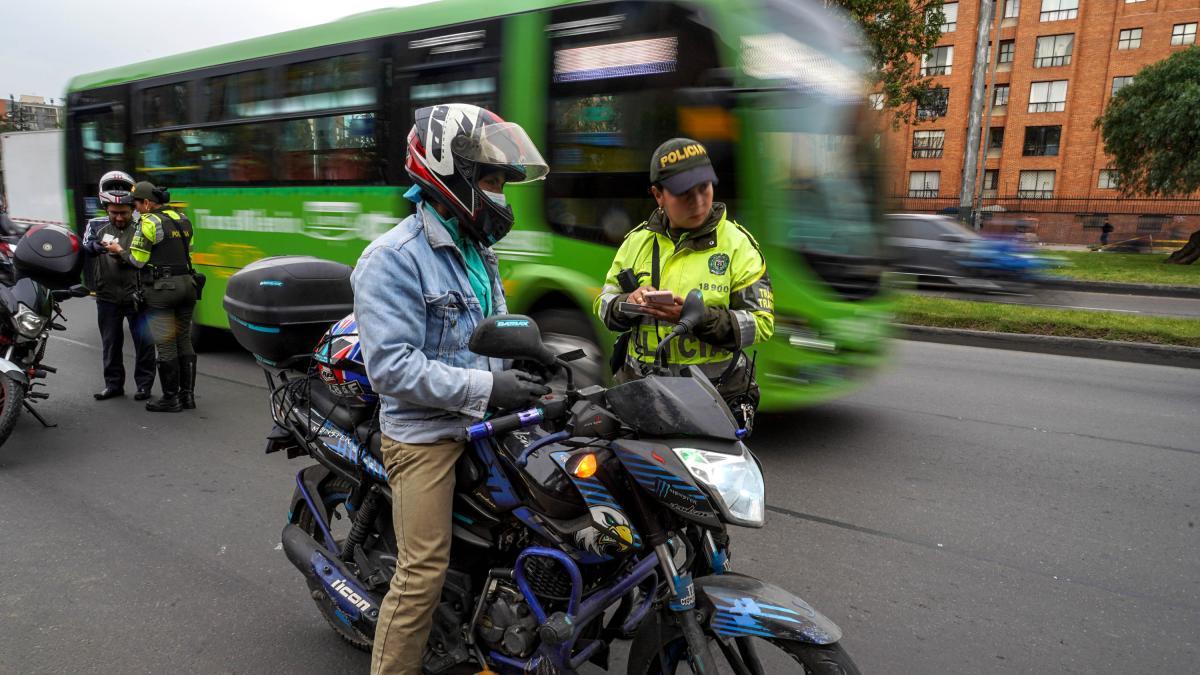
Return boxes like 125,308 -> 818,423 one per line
129,181 -> 198,413
595,138 -> 774,429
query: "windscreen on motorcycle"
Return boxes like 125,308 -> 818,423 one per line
606,370 -> 739,441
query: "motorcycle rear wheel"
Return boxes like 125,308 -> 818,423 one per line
0,375 -> 26,448
294,476 -> 375,652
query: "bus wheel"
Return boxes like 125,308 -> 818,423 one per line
532,309 -> 605,391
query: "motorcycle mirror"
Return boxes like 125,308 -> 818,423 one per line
469,314 -> 556,366
676,289 -> 706,333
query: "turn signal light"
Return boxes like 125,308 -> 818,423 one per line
572,453 -> 598,479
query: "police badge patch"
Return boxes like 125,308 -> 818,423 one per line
708,253 -> 730,275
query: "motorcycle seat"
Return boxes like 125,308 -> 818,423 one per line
307,379 -> 377,437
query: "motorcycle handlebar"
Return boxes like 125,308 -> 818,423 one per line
465,396 -> 571,442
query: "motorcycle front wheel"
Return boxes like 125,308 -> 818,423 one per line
630,624 -> 861,675
0,374 -> 26,447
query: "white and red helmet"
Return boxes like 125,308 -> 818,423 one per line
98,170 -> 135,206
405,103 -> 548,246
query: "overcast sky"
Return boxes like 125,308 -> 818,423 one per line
0,0 -> 430,103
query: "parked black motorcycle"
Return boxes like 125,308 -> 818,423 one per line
0,225 -> 89,447
225,255 -> 859,674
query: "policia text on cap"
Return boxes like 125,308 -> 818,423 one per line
594,138 -> 775,431
128,181 -> 200,413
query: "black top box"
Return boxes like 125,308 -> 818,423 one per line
223,255 -> 354,368
14,224 -> 83,290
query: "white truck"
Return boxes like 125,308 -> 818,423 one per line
0,130 -> 68,233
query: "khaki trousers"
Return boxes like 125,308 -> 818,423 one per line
371,436 -> 465,675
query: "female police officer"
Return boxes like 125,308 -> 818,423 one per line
127,181 -> 198,412
595,138 -> 774,432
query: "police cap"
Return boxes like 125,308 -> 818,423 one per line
649,137 -> 719,195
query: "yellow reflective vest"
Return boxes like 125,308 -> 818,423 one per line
595,204 -> 774,372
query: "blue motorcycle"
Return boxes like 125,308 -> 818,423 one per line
226,257 -> 858,674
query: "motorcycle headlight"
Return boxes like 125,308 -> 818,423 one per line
13,304 -> 47,339
673,446 -> 765,527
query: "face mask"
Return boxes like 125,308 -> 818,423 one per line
482,190 -> 507,208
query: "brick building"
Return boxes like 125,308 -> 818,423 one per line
878,0 -> 1200,243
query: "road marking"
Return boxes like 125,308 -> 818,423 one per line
1033,303 -> 1141,313
50,335 -> 99,350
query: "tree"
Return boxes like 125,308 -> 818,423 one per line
830,0 -> 947,125
1096,47 -> 1200,264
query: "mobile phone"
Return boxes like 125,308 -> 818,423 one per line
101,234 -> 117,245
643,290 -> 674,305
618,302 -> 657,316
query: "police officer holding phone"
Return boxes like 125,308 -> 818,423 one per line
595,138 -> 774,431
128,181 -> 198,413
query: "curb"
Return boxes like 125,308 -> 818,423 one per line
896,324 -> 1200,369
1041,278 -> 1200,299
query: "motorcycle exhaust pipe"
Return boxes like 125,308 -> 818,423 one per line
281,523 -> 382,624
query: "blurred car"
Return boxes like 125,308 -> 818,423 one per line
885,213 -> 1048,292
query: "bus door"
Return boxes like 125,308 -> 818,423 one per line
65,85 -> 130,230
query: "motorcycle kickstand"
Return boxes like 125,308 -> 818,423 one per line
22,400 -> 56,428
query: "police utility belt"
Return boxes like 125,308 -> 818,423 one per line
141,264 -> 192,280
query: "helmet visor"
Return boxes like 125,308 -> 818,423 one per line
460,122 -> 549,184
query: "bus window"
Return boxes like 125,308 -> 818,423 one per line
282,53 -> 376,114
140,82 -> 191,129
73,101 -> 128,220
206,69 -> 273,120
544,2 -> 729,246
278,113 -> 379,182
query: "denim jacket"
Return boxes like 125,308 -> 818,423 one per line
351,202 -> 506,443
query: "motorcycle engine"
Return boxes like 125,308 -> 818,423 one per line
477,580 -> 538,658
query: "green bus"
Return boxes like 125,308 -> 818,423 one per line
64,0 -> 891,411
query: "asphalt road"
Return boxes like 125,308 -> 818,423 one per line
1,300 -> 1197,674
918,287 -> 1200,318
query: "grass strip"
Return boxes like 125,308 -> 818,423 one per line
1046,251 -> 1200,287
896,295 -> 1200,348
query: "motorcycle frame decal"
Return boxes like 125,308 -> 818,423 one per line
311,549 -> 377,620
551,451 -> 643,554
472,439 -> 521,511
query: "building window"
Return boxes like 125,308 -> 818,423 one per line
909,171 -> 941,198
1138,214 -> 1169,233
868,93 -> 885,110
983,169 -> 1000,190
1040,0 -> 1078,22
921,46 -> 954,76
1028,80 -> 1068,113
1034,34 -> 1074,67
1172,23 -> 1198,46
1124,0 -> 1146,3
1018,170 -> 1056,198
1023,125 -> 1062,156
1112,76 -> 1134,95
988,127 -> 1005,151
998,40 -> 1016,64
917,87 -> 950,119
1118,28 -> 1142,50
940,3 -> 958,32
912,130 -> 945,158
1004,0 -> 1021,19
1098,169 -> 1120,189
993,84 -> 1011,107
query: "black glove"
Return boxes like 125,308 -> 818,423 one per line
488,369 -> 551,412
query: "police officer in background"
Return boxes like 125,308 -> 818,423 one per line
82,171 -> 156,401
595,138 -> 774,432
128,181 -> 198,412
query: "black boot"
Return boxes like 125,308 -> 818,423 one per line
146,360 -> 183,413
179,355 -> 197,410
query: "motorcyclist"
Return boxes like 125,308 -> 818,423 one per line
350,103 -> 550,675
81,171 -> 155,401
